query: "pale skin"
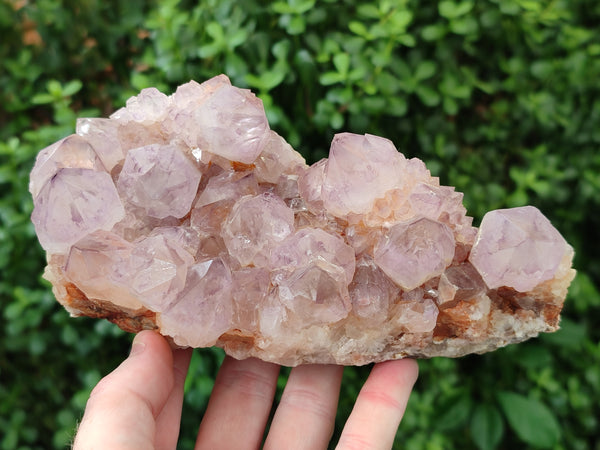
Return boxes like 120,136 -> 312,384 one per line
73,330 -> 418,450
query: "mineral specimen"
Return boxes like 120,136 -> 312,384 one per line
29,75 -> 575,366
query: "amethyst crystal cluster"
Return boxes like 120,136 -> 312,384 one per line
30,75 -> 575,365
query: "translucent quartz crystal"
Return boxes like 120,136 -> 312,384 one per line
469,206 -> 570,292
374,217 -> 456,290
64,231 -> 142,311
32,168 -> 125,254
117,144 -> 202,219
223,193 -> 295,267
159,258 -> 234,347
30,75 -> 576,366
320,133 -> 406,216
29,135 -> 106,198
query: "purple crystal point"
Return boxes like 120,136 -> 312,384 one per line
469,206 -> 570,292
29,134 -> 105,199
117,144 -> 202,219
374,217 -> 455,290
320,133 -> 406,216
64,231 -> 142,310
31,168 -> 125,254
223,192 -> 295,268
159,258 -> 233,347
173,78 -> 269,164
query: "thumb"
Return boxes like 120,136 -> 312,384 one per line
73,331 -> 176,450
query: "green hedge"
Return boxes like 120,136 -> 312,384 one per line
1,0 -> 599,448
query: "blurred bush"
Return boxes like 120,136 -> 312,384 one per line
1,0 -> 599,448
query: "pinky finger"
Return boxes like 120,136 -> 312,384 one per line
336,359 -> 418,450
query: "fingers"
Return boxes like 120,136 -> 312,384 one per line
155,347 -> 193,450
195,356 -> 280,450
264,364 -> 344,450
336,359 -> 418,450
73,331 -> 187,450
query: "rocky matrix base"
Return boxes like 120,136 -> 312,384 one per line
30,75 -> 575,366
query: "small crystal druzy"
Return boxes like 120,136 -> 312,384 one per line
29,75 -> 575,366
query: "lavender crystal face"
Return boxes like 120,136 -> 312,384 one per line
469,206 -> 570,292
29,75 -> 576,366
374,218 -> 456,290
117,144 -> 202,219
32,168 -> 125,254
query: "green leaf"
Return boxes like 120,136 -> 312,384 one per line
31,93 -> 55,105
439,0 -> 474,19
319,71 -> 344,85
197,43 -> 221,58
416,85 -> 441,106
288,14 -> 307,34
205,22 -> 224,41
271,1 -> 294,14
357,4 -> 380,18
245,70 -> 285,92
47,80 -> 62,97
539,318 -> 587,349
497,392 -> 560,448
388,97 -> 408,116
389,9 -> 413,30
330,111 -> 344,129
471,404 -> 504,450
437,395 -> 473,431
449,16 -> 479,35
421,24 -> 447,41
61,80 -> 82,97
415,61 -> 437,81
397,33 -> 416,47
443,96 -> 459,115
333,53 -> 350,76
568,272 -> 600,313
272,40 -> 291,61
349,21 -> 373,40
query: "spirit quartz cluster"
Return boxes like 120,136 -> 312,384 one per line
30,75 -> 575,366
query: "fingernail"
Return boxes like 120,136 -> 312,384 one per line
130,335 -> 146,357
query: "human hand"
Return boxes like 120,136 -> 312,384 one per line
73,330 -> 418,450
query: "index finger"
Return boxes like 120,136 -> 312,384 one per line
73,331 -> 182,450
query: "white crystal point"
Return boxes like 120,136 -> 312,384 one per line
159,258 -> 233,347
195,171 -> 259,209
469,206 -> 570,292
350,256 -> 400,324
298,158 -> 327,212
173,76 -> 269,164
254,130 -> 307,184
320,133 -> 406,216
374,217 -> 455,290
117,144 -> 202,219
76,118 -> 125,172
31,168 -> 125,254
232,267 -> 270,333
223,193 -> 295,268
271,228 -> 356,285
64,231 -> 143,311
171,75 -> 231,110
129,232 -> 195,312
29,134 -> 106,198
269,228 -> 356,326
277,260 -> 351,325
394,298 -> 439,333
112,87 -> 171,123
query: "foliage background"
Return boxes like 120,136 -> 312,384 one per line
1,0 -> 599,448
